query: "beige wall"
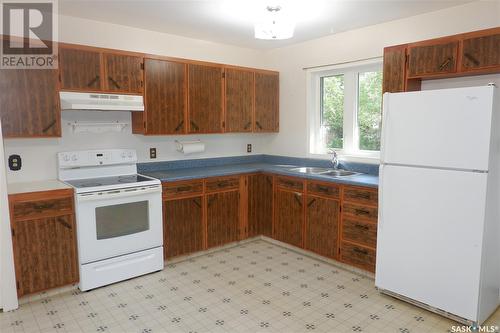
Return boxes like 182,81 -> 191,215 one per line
263,0 -> 500,158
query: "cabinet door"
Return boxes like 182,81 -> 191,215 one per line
103,53 -> 143,93
188,64 -> 223,133
382,46 -> 407,93
407,42 -> 458,77
207,191 -> 240,248
305,196 -> 339,258
164,196 -> 203,259
225,68 -> 253,132
254,72 -> 279,132
59,47 -> 102,90
12,215 -> 78,296
0,68 -> 61,137
461,33 -> 500,71
248,174 -> 273,238
274,189 -> 303,247
144,59 -> 186,134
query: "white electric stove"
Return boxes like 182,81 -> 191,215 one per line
58,149 -> 163,291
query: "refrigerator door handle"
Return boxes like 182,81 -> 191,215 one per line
380,93 -> 390,164
378,164 -> 384,230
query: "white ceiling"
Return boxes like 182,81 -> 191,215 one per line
59,0 -> 473,49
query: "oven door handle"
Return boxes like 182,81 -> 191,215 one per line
77,186 -> 161,202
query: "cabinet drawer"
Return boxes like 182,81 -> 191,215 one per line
342,202 -> 378,221
12,197 -> 73,219
205,176 -> 240,193
340,241 -> 376,272
307,181 -> 340,198
276,176 -> 304,192
163,181 -> 203,197
343,186 -> 378,205
342,218 -> 377,248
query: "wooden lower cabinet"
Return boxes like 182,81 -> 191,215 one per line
9,189 -> 78,297
305,195 -> 340,259
248,174 -> 273,238
163,196 -> 203,259
274,189 -> 304,247
206,190 -> 240,248
340,241 -> 376,272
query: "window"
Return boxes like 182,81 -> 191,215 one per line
308,59 -> 382,159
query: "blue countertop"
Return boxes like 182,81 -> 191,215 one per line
139,155 -> 379,188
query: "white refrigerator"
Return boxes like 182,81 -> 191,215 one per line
376,86 -> 499,325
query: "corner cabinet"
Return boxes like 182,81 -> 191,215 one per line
9,189 -> 78,297
248,173 -> 273,238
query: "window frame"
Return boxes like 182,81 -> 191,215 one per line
306,58 -> 383,163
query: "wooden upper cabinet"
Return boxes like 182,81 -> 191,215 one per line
225,68 -> 254,132
407,41 -> 459,78
103,53 -> 143,93
274,189 -> 304,247
188,64 -> 223,133
0,68 -> 61,137
461,33 -> 500,72
254,72 -> 279,132
382,45 -> 407,93
59,47 -> 102,91
305,196 -> 340,259
139,58 -> 186,134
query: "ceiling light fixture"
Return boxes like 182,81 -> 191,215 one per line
254,5 -> 295,40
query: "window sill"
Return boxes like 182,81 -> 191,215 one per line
309,152 -> 380,165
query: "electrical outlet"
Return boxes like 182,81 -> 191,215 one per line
8,154 -> 21,171
247,144 -> 252,153
150,148 -> 157,159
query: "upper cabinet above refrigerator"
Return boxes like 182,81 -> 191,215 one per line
381,86 -> 496,171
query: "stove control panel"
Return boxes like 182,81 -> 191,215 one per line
58,149 -> 137,168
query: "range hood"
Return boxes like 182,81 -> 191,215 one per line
60,92 -> 144,112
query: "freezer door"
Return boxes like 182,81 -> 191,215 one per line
376,165 -> 487,322
381,86 -> 494,171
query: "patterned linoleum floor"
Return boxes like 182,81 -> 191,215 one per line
1,239 -> 499,333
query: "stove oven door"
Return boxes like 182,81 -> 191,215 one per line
75,185 -> 163,264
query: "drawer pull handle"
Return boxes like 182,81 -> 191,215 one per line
294,193 -> 302,206
353,193 -> 371,200
190,121 -> 200,131
174,120 -> 184,132
192,198 -> 201,208
265,176 -> 273,186
307,198 -> 316,207
34,203 -> 55,210
317,185 -> 330,192
464,53 -> 480,66
353,248 -> 368,255
282,180 -> 297,187
57,218 -> 72,229
108,76 -> 121,89
176,186 -> 192,192
87,75 -> 100,87
438,57 -> 452,71
217,181 -> 230,187
243,122 -> 252,130
207,197 -> 216,208
42,119 -> 57,133
355,209 -> 370,216
354,224 -> 369,230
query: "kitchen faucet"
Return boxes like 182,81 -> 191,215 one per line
331,150 -> 339,169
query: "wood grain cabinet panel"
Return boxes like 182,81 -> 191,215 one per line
343,186 -> 378,206
163,196 -> 203,259
0,68 -> 61,137
59,47 -> 102,90
274,189 -> 304,247
342,202 -> 378,221
12,214 -> 78,297
206,191 -> 240,248
461,33 -> 500,71
248,174 -> 273,238
305,196 -> 339,258
103,53 -> 143,93
276,176 -> 304,192
225,68 -> 254,132
342,218 -> 377,248
12,197 -> 73,220
382,46 -> 407,93
205,176 -> 240,193
163,180 -> 203,198
407,41 -> 458,78
340,241 -> 376,272
254,72 -> 279,132
307,181 -> 340,199
188,64 -> 223,133
138,59 -> 187,134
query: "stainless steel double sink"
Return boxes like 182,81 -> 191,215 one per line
288,167 -> 359,177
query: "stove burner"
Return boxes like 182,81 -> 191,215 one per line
79,183 -> 103,187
